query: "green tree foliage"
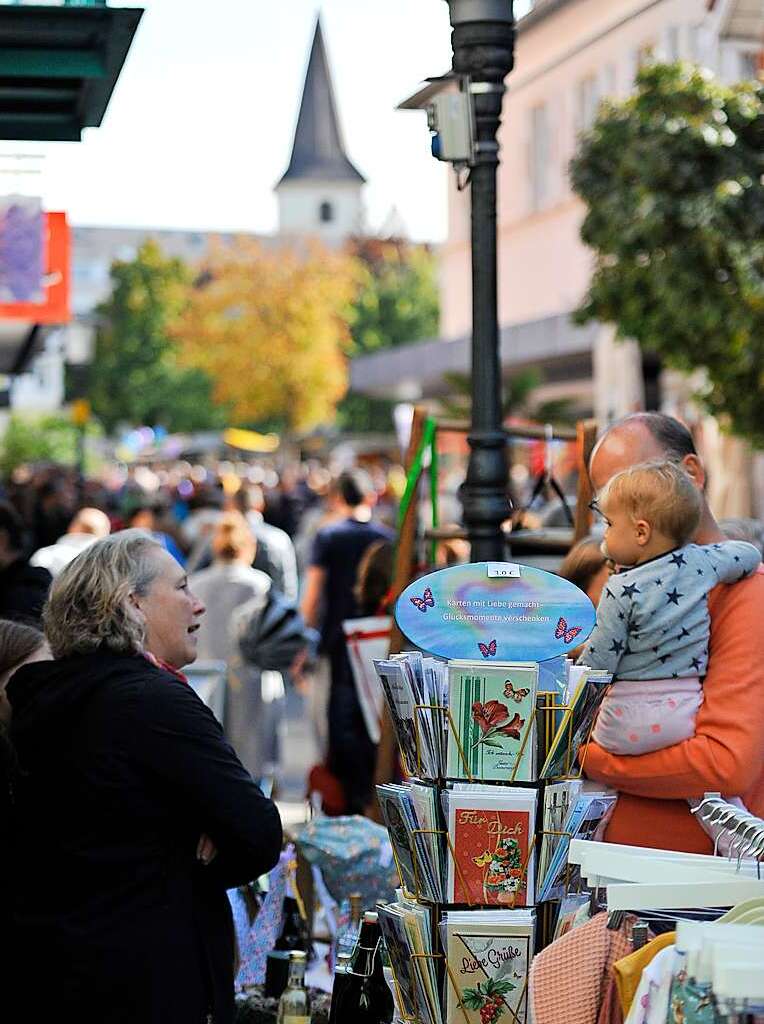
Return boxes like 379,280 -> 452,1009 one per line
89,241 -> 227,434
338,238 -> 440,433
0,414 -> 101,477
347,238 -> 440,354
571,63 -> 764,446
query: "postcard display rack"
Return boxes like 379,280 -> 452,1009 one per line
373,561 -> 612,1024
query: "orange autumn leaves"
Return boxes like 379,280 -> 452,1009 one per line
172,238 -> 359,432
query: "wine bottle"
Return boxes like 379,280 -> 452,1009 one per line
277,950 -> 311,1024
274,895 -> 309,953
328,952 -> 352,1024
334,911 -> 394,1023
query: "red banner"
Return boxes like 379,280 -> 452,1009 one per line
0,211 -> 70,324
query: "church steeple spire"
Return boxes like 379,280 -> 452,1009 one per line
278,15 -> 365,185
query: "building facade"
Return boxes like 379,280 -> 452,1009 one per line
442,0 -> 762,425
351,0 -> 763,434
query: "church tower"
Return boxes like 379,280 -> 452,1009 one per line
275,16 -> 365,243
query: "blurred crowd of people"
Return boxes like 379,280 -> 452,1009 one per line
3,453 -> 762,816
0,457 -> 406,812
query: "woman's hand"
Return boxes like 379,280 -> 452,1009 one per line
196,833 -> 218,865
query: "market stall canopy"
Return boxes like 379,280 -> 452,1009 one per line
348,312 -> 599,402
0,2 -> 143,142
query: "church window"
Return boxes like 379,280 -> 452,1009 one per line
319,201 -> 334,223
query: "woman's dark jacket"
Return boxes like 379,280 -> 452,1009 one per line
7,650 -> 283,1024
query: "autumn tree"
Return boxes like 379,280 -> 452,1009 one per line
173,239 -> 358,432
88,241 -> 226,433
571,63 -> 764,446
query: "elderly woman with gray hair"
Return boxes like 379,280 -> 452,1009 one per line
6,530 -> 282,1024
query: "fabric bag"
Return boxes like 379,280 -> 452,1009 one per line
342,615 -> 391,744
294,815 -> 399,910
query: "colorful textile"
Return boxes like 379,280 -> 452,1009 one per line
612,931 -> 676,1016
593,679 -> 701,755
294,815 -> 398,909
529,911 -> 634,1024
230,845 -> 291,989
668,973 -> 719,1024
623,945 -> 677,1024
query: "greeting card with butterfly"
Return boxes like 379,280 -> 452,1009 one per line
446,662 -> 538,783
442,786 -> 537,907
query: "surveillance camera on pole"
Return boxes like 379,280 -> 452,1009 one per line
398,74 -> 474,171
399,0 -> 516,561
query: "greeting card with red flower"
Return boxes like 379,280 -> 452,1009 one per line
447,663 -> 538,782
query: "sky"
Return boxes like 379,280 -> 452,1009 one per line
1,0 -> 525,243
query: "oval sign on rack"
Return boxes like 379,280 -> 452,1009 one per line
395,561 -> 596,662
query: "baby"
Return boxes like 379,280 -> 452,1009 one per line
578,460 -> 761,754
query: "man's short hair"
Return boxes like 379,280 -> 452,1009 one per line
607,412 -> 697,461
338,470 -> 372,509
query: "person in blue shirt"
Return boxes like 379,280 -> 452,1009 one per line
301,470 -> 393,813
128,503 -> 186,567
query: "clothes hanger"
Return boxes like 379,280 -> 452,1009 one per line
569,837 -> 753,868
517,424 -> 574,528
606,878 -> 764,912
717,898 -> 764,923
569,840 -> 763,891
731,906 -> 764,925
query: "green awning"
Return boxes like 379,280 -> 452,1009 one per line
0,4 -> 143,141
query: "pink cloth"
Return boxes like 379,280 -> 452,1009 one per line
592,677 -> 702,754
530,912 -> 634,1024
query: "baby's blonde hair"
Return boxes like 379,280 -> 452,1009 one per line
599,460 -> 701,546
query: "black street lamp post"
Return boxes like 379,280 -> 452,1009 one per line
444,0 -> 516,561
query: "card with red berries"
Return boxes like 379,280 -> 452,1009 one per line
440,910 -> 535,1024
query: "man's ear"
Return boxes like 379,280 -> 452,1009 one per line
635,519 -> 652,547
682,453 -> 706,490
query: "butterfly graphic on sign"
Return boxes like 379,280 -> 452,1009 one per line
472,850 -> 493,868
478,639 -> 497,659
554,616 -> 582,645
409,587 -> 435,613
504,681 -> 530,703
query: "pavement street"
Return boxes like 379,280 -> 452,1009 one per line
276,685 -> 317,828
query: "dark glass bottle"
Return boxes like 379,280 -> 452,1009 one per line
274,895 -> 309,953
334,911 -> 393,1023
328,952 -> 352,1024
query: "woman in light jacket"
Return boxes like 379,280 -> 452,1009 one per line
8,529 -> 282,1024
192,512 -> 314,787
